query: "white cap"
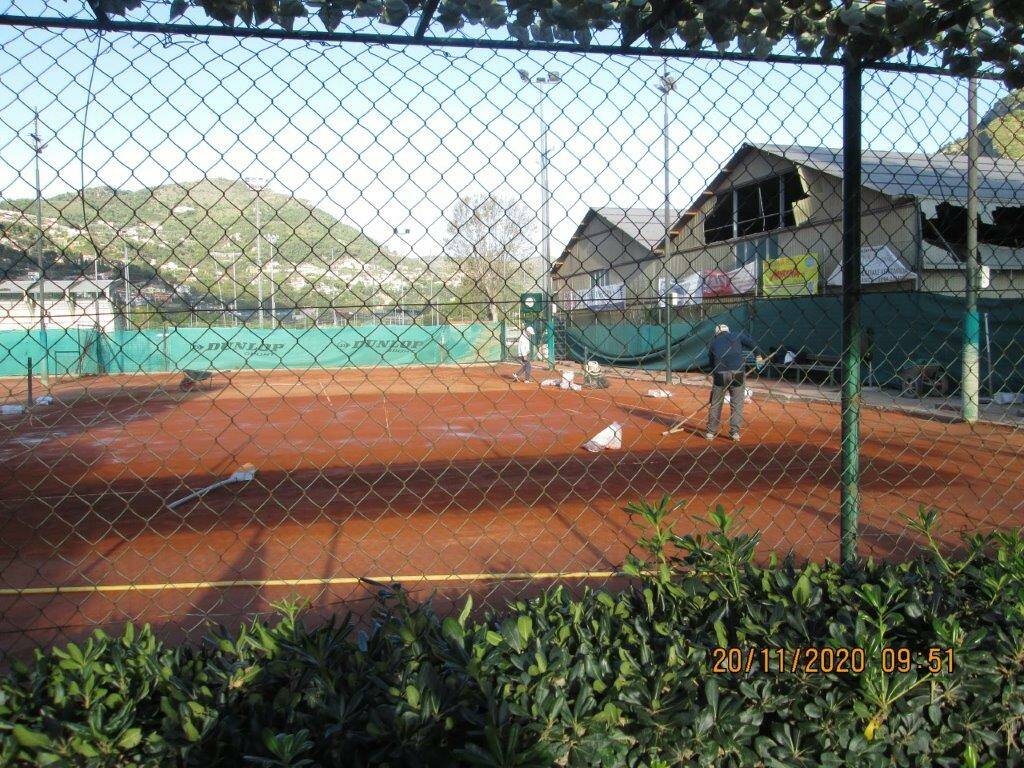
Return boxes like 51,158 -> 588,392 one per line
714,324 -> 730,334
526,326 -> 535,335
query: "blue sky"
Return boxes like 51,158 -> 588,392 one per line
0,12 -> 1008,264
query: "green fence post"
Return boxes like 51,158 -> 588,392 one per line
962,72 -> 980,423
840,57 -> 862,569
664,302 -> 672,384
546,300 -> 555,370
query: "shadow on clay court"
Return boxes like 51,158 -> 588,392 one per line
618,404 -> 712,437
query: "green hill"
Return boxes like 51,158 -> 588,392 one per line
0,178 -> 411,308
943,89 -> 1024,159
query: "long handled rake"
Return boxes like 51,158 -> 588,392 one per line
166,463 -> 258,510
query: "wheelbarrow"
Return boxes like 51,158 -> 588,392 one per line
179,369 -> 214,392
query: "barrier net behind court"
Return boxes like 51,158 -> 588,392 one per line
0,13 -> 1023,657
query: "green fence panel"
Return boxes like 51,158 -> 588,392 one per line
0,322 -> 501,378
563,305 -> 750,369
159,323 -> 499,371
565,293 -> 1024,394
0,328 -> 102,377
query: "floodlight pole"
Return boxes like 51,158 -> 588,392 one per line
267,234 -> 278,327
962,73 -> 980,423
519,70 -> 560,370
246,178 -> 267,328
123,243 -> 131,319
31,112 -> 49,389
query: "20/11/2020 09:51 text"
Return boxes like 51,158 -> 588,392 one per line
710,647 -> 956,674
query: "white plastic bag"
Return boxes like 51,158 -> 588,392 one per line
1,404 -> 25,416
584,422 -> 622,452
540,378 -> 560,387
35,395 -> 53,406
646,389 -> 672,398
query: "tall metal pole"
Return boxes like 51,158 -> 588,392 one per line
123,243 -> 131,325
94,253 -> 101,329
268,238 -> 276,327
516,70 -> 560,365
538,87 -> 556,369
31,112 -> 49,389
255,192 -> 264,328
231,259 -> 239,325
660,66 -> 675,384
840,58 -> 862,568
962,73 -> 980,423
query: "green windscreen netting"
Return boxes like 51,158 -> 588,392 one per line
0,322 -> 502,377
564,293 -> 1024,394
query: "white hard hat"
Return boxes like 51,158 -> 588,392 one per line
715,324 -> 730,334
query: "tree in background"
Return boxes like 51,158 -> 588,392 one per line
442,194 -> 540,323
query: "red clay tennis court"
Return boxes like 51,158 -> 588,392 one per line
1,362 -> 1022,654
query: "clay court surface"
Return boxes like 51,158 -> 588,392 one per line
1,362 -> 1022,655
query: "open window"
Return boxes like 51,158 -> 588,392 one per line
704,171 -> 806,244
922,202 -> 1024,250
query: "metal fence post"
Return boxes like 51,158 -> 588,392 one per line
664,302 -> 672,384
840,56 -> 862,568
962,73 -> 980,423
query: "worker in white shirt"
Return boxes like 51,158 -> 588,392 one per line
512,326 -> 536,383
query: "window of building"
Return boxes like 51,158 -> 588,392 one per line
704,194 -> 734,243
736,235 -> 779,269
922,202 -> 1024,250
591,269 -> 610,288
705,171 -> 806,244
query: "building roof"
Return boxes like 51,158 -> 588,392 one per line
759,143 -> 1024,203
668,142 -> 1024,237
0,278 -> 116,294
554,206 -> 678,275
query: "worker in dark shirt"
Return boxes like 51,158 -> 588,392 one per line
706,323 -> 761,441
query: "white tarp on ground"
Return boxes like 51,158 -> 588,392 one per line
584,422 -> 622,452
827,245 -> 917,286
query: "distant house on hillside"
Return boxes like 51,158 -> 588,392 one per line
0,278 -> 118,332
553,144 -> 1024,312
552,207 -> 677,311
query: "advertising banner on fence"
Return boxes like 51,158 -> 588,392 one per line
658,273 -> 702,306
702,263 -> 757,298
582,282 -> 625,311
702,269 -> 734,298
762,254 -> 819,297
826,245 -> 916,286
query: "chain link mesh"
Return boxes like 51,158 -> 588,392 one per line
0,17 -> 1022,657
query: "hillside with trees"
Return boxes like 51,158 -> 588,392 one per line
0,178 -> 413,312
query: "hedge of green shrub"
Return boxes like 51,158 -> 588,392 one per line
1,501 -> 1022,767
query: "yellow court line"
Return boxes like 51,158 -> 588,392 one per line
0,570 -> 620,596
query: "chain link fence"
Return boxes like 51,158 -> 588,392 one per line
0,11 -> 1022,657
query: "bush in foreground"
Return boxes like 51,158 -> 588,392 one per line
1,502 -> 1023,767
